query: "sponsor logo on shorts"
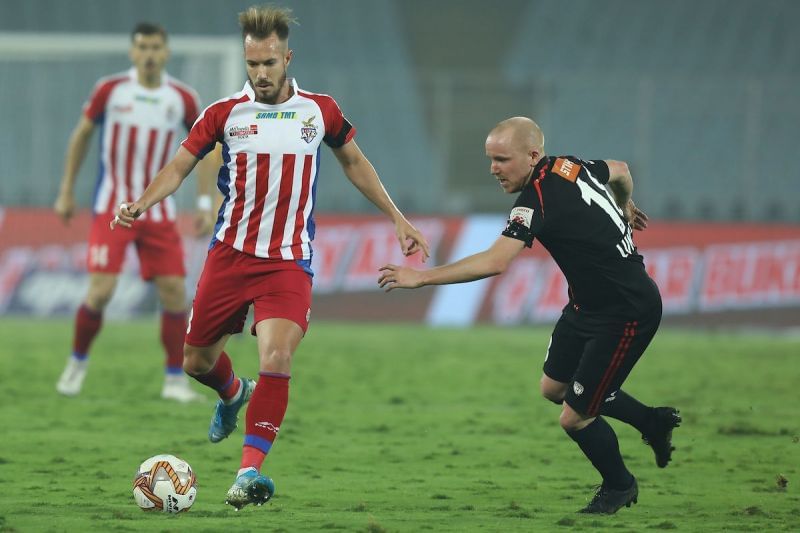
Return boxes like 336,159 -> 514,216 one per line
604,391 -> 618,403
573,381 -> 584,396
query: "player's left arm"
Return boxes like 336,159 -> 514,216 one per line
332,140 -> 430,261
378,236 -> 525,291
605,160 -> 648,230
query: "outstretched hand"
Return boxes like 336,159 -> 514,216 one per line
110,202 -> 144,230
378,264 -> 424,292
395,218 -> 430,262
623,199 -> 648,231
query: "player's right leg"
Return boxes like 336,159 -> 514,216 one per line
56,273 -> 118,395
540,308 -> 585,405
182,242 -> 255,443
184,336 -> 256,443
58,214 -> 132,395
590,310 -> 681,468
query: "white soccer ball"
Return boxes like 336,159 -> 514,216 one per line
132,454 -> 197,514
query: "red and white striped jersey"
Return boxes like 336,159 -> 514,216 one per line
84,68 -> 200,222
181,79 -> 355,262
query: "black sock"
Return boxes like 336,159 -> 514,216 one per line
600,389 -> 654,435
567,417 -> 634,490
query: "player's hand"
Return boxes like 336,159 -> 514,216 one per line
378,264 -> 425,292
394,218 -> 430,262
110,201 -> 143,230
53,192 -> 76,225
623,199 -> 648,231
194,210 -> 215,236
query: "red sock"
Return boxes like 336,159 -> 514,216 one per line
190,351 -> 241,400
241,373 -> 290,470
161,311 -> 186,374
72,304 -> 103,359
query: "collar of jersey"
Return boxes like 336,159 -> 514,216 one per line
128,67 -> 168,90
243,77 -> 300,107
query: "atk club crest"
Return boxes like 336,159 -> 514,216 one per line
301,116 -> 317,143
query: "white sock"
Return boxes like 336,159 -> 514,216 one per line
222,379 -> 243,405
237,466 -> 256,477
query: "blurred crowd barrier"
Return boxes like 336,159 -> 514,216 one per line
1,208 -> 798,328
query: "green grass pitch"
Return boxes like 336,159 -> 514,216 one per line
0,318 -> 798,531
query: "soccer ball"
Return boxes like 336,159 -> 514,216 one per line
132,454 -> 197,514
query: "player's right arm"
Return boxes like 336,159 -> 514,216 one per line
54,116 -> 95,224
115,97 -> 224,229
378,236 -> 525,291
112,147 -> 200,228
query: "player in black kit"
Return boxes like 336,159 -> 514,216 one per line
378,116 -> 680,514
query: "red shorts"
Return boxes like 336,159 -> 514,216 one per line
87,213 -> 186,280
186,241 -> 313,347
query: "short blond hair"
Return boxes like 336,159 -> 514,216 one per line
238,4 -> 297,41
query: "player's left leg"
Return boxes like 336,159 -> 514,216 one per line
560,404 -> 638,514
137,220 -> 200,402
588,311 -> 681,468
225,318 -> 304,510
226,267 -> 311,510
153,275 -> 203,403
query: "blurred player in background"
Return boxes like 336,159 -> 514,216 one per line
379,117 -> 681,514
54,22 -> 217,403
112,5 -> 430,510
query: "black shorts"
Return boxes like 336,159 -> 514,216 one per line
543,304 -> 662,416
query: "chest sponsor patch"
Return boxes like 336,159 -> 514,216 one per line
509,206 -> 534,228
553,158 -> 580,182
228,124 -> 258,139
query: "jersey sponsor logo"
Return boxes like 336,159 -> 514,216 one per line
573,381 -> 584,396
301,115 -> 318,143
228,124 -> 258,138
509,206 -> 534,228
134,94 -> 160,105
255,111 -> 297,119
112,104 -> 134,113
553,157 -> 580,182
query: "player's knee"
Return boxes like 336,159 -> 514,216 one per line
156,278 -> 186,312
182,345 -> 212,376
540,376 -> 566,404
85,287 -> 114,310
260,346 -> 293,373
559,407 -> 593,432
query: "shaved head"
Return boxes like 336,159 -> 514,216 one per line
489,116 -> 545,153
485,116 -> 546,194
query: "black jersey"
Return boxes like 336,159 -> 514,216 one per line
502,155 -> 660,316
